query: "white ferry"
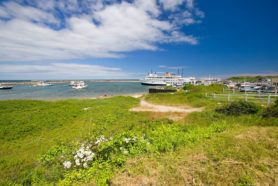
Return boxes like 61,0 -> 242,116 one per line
141,72 -> 196,86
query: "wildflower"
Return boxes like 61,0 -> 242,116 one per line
95,135 -> 107,145
75,159 -> 81,166
85,153 -> 95,161
84,150 -> 92,156
83,162 -> 88,168
77,152 -> 84,159
124,137 -> 131,143
63,161 -> 72,169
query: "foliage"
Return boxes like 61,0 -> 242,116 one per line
215,101 -> 260,116
183,84 -> 225,93
228,75 -> 278,82
263,99 -> 278,118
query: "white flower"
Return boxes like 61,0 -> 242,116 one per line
84,150 -> 92,156
75,159 -> 81,166
95,135 -> 107,145
77,152 -> 84,159
124,138 -> 131,143
85,153 -> 95,161
83,162 -> 88,168
63,161 -> 72,169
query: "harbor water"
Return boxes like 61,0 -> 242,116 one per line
0,82 -> 149,100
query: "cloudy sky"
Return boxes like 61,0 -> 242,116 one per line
0,0 -> 277,79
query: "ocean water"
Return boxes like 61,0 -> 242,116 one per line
0,82 -> 149,100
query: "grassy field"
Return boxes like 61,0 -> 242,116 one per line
0,85 -> 277,185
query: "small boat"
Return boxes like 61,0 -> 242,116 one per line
0,84 -> 13,90
72,81 -> 88,89
69,81 -> 75,86
33,81 -> 53,87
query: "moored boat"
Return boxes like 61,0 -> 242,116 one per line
33,81 -> 53,87
0,84 -> 13,89
72,81 -> 88,89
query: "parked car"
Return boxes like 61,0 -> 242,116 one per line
260,87 -> 277,93
239,86 -> 258,92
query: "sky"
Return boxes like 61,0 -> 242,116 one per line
0,0 -> 277,80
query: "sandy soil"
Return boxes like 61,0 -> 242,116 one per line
130,100 -> 203,113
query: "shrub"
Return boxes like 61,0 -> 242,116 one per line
263,99 -> 278,118
215,101 -> 259,116
183,84 -> 225,94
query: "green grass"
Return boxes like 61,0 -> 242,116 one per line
0,90 -> 277,185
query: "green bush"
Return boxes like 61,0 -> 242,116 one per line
215,101 -> 260,116
263,99 -> 278,118
183,84 -> 225,94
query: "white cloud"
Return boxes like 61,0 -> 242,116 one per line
0,0 -> 203,62
0,63 -> 129,79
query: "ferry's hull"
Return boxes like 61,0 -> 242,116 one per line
141,82 -> 166,86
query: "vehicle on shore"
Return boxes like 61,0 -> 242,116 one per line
260,86 -> 277,93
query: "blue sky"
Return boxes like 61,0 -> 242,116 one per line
0,0 -> 277,79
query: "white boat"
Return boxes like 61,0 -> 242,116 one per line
72,81 -> 88,89
69,81 -> 75,86
141,72 -> 196,86
33,81 -> 53,87
0,84 -> 13,89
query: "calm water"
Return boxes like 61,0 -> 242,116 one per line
0,82 -> 149,100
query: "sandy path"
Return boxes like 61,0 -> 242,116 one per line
130,100 -> 203,113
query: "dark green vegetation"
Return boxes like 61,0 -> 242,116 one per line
0,86 -> 277,185
263,99 -> 278,118
215,101 -> 260,116
228,75 -> 278,82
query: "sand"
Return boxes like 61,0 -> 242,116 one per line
130,100 -> 203,113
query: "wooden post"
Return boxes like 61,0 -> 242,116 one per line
245,94 -> 248,101
213,93 -> 216,99
228,94 -> 231,102
205,93 -> 208,97
267,95 -> 271,107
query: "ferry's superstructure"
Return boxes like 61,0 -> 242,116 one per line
141,72 -> 196,86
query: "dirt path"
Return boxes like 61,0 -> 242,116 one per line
130,100 -> 203,113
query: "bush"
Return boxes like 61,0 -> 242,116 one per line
183,84 -> 225,94
263,99 -> 278,118
215,101 -> 259,116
